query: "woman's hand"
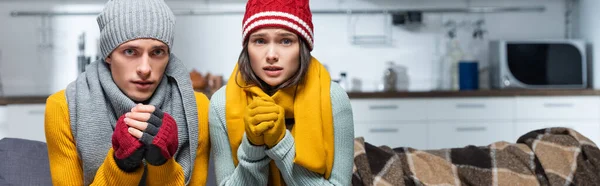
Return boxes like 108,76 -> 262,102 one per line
260,100 -> 286,148
244,98 -> 279,146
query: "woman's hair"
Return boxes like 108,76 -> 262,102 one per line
236,38 -> 312,93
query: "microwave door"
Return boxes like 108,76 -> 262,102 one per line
506,43 -> 584,88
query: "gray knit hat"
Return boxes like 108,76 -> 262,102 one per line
97,0 -> 176,60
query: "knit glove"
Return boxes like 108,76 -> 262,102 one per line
261,100 -> 286,148
244,98 -> 279,146
139,108 -> 179,166
112,114 -> 145,172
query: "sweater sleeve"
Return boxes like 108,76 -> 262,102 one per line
188,92 -> 212,185
45,90 -> 144,186
263,82 -> 355,186
209,87 -> 272,186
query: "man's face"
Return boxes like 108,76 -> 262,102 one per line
105,39 -> 169,102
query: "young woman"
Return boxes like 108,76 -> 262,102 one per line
208,0 -> 354,185
44,0 -> 210,185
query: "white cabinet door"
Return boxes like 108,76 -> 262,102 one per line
354,121 -> 428,149
6,104 -> 46,142
516,96 -> 600,120
515,121 -> 600,145
0,106 -> 6,139
428,121 -> 514,149
350,99 -> 428,122
428,98 -> 514,121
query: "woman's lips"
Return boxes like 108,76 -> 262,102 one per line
264,66 -> 283,77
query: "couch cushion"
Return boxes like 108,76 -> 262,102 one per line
0,138 -> 51,185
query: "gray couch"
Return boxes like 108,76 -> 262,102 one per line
0,138 -> 52,185
0,138 -> 217,186
0,138 -> 218,185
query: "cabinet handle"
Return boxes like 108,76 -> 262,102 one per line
28,110 -> 45,115
455,127 -> 487,132
369,128 -> 398,133
369,105 -> 398,110
455,103 -> 486,109
543,103 -> 574,108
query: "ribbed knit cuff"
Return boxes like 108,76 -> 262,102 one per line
146,158 -> 185,185
265,131 -> 294,161
240,133 -> 268,161
92,148 -> 145,185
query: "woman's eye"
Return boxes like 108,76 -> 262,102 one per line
254,39 -> 265,45
281,39 -> 292,45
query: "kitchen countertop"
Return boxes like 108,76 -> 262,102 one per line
0,96 -> 49,105
348,89 -> 600,99
2,89 -> 600,105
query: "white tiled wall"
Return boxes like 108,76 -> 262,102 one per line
0,0 -> 567,95
0,106 -> 6,139
577,0 -> 600,89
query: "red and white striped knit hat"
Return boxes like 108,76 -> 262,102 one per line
241,0 -> 314,51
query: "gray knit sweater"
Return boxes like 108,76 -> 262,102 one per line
209,82 -> 354,186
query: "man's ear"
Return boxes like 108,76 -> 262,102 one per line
105,55 -> 112,64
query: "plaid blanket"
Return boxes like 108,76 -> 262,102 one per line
352,127 -> 600,186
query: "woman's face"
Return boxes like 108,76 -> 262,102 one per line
105,39 -> 169,102
247,28 -> 300,87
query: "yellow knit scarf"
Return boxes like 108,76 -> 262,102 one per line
225,57 -> 334,185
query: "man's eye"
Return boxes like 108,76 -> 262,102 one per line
153,50 -> 165,56
124,49 -> 135,56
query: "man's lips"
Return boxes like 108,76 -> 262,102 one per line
132,80 -> 154,89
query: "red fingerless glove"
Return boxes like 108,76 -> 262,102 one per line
112,115 -> 145,172
139,108 -> 179,166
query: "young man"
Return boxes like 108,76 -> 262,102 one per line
44,0 -> 210,185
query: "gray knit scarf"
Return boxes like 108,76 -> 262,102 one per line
66,54 -> 198,185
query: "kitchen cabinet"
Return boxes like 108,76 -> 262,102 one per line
428,121 -> 514,149
351,99 -> 428,122
351,96 -> 600,150
515,97 -> 600,120
426,98 -> 514,149
427,98 -> 514,121
5,104 -> 46,142
354,121 -> 428,149
351,99 -> 429,149
513,96 -> 600,144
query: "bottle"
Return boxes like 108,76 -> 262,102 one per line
77,32 -> 87,74
437,20 -> 463,91
383,62 -> 398,92
438,37 -> 463,91
339,72 -> 349,92
448,39 -> 463,91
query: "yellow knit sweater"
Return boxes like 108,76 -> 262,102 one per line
44,90 -> 211,186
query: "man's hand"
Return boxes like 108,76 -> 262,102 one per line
126,104 -> 179,166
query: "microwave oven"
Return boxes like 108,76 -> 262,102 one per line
489,40 -> 587,89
